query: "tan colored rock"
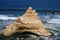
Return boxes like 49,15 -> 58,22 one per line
1,7 -> 52,36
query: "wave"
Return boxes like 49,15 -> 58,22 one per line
0,15 -> 18,20
47,19 -> 60,24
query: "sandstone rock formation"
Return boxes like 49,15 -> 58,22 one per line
1,7 -> 52,36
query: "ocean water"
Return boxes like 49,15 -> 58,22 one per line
0,11 -> 60,40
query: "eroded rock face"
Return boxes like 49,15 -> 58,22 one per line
1,7 -> 52,36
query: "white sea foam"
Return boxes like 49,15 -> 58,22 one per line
0,15 -> 18,20
47,19 -> 60,24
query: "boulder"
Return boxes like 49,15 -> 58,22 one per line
1,7 -> 51,36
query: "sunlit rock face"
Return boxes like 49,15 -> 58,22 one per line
1,7 -> 52,36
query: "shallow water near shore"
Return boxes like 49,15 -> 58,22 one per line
0,11 -> 60,40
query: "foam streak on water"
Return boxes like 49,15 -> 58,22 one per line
0,15 -> 18,20
47,19 -> 60,24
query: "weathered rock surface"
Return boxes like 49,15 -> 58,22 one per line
1,7 -> 52,36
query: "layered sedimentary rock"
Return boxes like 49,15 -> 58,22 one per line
1,7 -> 52,36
